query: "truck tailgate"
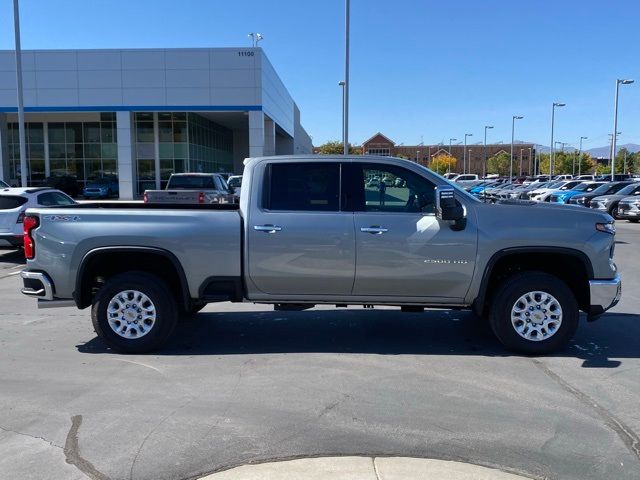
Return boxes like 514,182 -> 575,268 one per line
144,190 -> 237,204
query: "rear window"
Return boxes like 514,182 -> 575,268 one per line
37,192 -> 75,206
0,196 -> 27,210
264,163 -> 340,212
168,176 -> 215,190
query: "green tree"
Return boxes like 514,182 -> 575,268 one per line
316,140 -> 361,155
430,154 -> 457,175
487,152 -> 511,176
614,148 -> 638,174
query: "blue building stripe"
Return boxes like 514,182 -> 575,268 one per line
0,105 -> 262,113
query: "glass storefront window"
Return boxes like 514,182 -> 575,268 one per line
84,123 -> 101,143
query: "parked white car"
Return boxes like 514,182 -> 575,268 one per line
529,180 -> 584,202
0,188 -> 76,247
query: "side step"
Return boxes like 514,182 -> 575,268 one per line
274,303 -> 315,311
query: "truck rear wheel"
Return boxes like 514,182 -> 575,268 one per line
91,272 -> 178,353
489,272 -> 578,354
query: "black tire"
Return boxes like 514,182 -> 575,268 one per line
609,203 -> 620,219
488,272 -> 579,355
91,272 -> 178,353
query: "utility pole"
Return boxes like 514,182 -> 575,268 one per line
343,0 -> 350,155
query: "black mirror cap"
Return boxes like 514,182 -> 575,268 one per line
436,185 -> 465,221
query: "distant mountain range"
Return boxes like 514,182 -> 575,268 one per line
586,143 -> 640,158
521,143 -> 640,157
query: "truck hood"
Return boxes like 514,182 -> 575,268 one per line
477,199 -> 612,229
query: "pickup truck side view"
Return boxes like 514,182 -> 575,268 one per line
20,155 -> 621,354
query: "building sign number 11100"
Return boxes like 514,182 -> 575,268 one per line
238,51 -> 255,56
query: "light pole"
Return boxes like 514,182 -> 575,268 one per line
578,136 -> 587,176
611,79 -> 634,179
550,102 -> 565,178
463,133 -> 473,174
510,116 -> 523,183
483,125 -> 493,179
247,33 -> 264,47
519,148 -> 524,176
343,0 -> 350,155
338,81 -> 345,152
448,138 -> 456,173
13,0 -> 27,187
468,149 -> 473,174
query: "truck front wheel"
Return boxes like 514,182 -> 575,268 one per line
91,272 -> 178,353
489,272 -> 579,354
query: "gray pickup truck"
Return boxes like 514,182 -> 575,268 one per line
20,155 -> 621,354
144,172 -> 237,204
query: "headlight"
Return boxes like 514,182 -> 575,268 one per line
596,222 -> 616,234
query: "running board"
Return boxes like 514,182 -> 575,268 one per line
37,299 -> 77,309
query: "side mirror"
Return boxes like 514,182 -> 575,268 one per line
436,186 -> 464,221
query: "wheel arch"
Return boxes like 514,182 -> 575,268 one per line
473,247 -> 594,317
75,246 -> 191,310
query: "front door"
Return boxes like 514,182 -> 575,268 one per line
351,163 -> 477,300
247,161 -> 355,296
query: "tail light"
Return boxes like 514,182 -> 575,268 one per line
143,192 -> 148,203
23,216 -> 39,260
198,192 -> 205,204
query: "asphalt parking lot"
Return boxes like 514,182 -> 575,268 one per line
0,223 -> 639,480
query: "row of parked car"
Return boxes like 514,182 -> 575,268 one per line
462,176 -> 640,222
9,174 -> 120,199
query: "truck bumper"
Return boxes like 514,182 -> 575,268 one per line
21,270 -> 77,308
587,275 -> 622,320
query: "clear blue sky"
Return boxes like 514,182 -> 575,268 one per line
1,0 -> 639,150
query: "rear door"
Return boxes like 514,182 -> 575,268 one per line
247,161 -> 355,296
350,162 -> 477,300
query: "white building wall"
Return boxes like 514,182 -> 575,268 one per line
0,47 -> 312,185
116,111 -> 135,200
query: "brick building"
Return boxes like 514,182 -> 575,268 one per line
361,133 -> 536,175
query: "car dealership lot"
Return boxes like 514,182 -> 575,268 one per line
0,224 -> 639,480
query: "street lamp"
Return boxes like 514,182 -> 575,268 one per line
343,0 -> 350,156
510,116 -> 523,182
483,126 -> 493,179
463,133 -> 473,174
448,138 -> 457,173
550,102 -> 566,178
338,81 -> 346,152
468,149 -> 473,173
247,33 -> 264,47
578,136 -> 587,176
611,79 -> 634,179
13,0 -> 27,187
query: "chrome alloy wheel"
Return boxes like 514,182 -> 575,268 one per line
510,291 -> 563,342
107,290 -> 156,339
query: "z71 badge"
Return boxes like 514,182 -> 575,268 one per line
43,215 -> 81,222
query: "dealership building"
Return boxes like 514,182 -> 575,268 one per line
0,47 -> 312,198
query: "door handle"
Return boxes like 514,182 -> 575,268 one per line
360,226 -> 388,234
254,224 -> 282,233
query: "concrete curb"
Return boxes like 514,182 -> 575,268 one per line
198,456 -> 532,479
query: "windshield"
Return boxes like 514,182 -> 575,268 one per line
592,182 -> 630,195
616,183 -> 640,196
573,182 -> 597,191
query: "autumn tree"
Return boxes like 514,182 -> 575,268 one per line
316,140 -> 361,155
429,154 -> 457,175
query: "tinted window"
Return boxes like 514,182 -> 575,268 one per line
0,196 -> 28,210
167,176 -> 215,189
37,192 -> 75,206
359,164 -> 436,214
266,163 -> 340,212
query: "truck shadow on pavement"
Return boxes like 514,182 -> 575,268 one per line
77,309 -> 640,368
